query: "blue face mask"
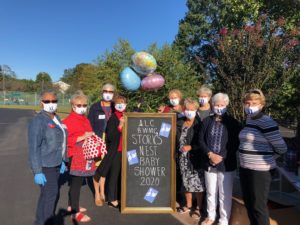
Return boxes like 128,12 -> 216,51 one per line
213,106 -> 227,116
244,106 -> 261,116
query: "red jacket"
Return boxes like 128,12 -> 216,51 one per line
63,112 -> 96,176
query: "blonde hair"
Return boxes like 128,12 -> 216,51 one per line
243,89 -> 266,106
102,83 -> 115,92
197,85 -> 213,97
70,90 -> 88,105
168,89 -> 183,99
184,97 -> 199,109
212,93 -> 230,106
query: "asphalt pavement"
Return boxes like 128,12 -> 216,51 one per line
0,109 -> 196,225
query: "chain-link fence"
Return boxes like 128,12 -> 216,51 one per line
0,91 -> 71,106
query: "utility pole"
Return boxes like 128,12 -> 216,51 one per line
0,65 -> 5,104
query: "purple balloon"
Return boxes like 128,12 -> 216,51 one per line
141,74 -> 165,91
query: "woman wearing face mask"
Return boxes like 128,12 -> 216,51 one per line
199,93 -> 241,225
239,89 -> 287,225
28,90 -> 67,225
176,98 -> 205,219
158,89 -> 185,118
97,95 -> 127,209
88,83 -> 115,206
63,91 -> 95,222
196,85 -> 213,121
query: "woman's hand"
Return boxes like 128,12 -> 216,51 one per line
77,131 -> 94,142
209,152 -> 223,166
84,132 -> 94,139
181,145 -> 192,152
158,105 -> 165,113
118,116 -> 124,130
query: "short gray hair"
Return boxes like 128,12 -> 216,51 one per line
211,93 -> 230,106
70,90 -> 88,104
197,85 -> 213,97
40,90 -> 57,100
184,97 -> 199,109
102,83 -> 115,92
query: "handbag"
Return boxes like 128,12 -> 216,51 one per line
82,134 -> 107,160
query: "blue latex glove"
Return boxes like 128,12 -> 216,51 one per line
60,161 -> 66,174
34,173 -> 47,186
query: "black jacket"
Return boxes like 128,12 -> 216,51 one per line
176,116 -> 202,170
88,101 -> 114,138
199,113 -> 241,172
106,113 -> 121,154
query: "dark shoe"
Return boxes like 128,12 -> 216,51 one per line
108,202 -> 119,209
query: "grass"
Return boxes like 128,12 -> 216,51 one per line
0,104 -> 71,119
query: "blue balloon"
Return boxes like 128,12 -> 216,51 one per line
120,67 -> 141,91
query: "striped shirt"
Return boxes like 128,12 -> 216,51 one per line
239,114 -> 287,171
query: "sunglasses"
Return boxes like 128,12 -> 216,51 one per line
103,90 -> 114,93
75,104 -> 88,108
42,100 -> 58,104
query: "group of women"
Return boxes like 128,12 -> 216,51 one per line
28,83 -> 287,225
158,86 -> 287,225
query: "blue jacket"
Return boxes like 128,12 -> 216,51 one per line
28,110 -> 67,174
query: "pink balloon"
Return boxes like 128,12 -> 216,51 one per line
141,74 -> 165,91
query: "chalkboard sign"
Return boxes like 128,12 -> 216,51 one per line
121,113 -> 176,214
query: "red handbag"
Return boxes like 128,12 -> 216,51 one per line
82,134 -> 107,160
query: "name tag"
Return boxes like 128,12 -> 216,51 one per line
98,115 -> 105,119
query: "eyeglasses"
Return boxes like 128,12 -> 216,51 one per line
103,90 -> 114,94
75,104 -> 88,108
42,100 -> 58,104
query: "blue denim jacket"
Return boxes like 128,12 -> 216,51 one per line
28,110 -> 67,174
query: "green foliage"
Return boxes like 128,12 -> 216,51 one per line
35,72 -> 52,93
173,0 -> 262,58
60,39 -> 201,112
174,0 -> 300,124
210,19 -> 300,121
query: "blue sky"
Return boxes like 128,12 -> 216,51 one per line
0,0 -> 187,81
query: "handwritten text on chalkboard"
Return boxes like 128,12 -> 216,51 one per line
127,119 -> 169,187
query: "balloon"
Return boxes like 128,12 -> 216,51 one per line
141,73 -> 165,91
132,51 -> 157,75
120,67 -> 141,91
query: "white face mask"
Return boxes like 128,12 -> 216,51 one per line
73,106 -> 87,115
185,110 -> 196,119
103,93 -> 113,102
115,103 -> 126,112
213,106 -> 227,116
170,98 -> 180,106
198,97 -> 209,105
244,106 -> 261,116
43,103 -> 58,113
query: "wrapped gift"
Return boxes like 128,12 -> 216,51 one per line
82,134 -> 107,160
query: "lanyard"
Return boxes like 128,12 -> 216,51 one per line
100,101 -> 111,122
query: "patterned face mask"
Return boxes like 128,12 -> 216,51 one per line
170,98 -> 180,106
184,110 -> 196,119
115,103 -> 127,112
213,106 -> 227,116
244,106 -> 261,116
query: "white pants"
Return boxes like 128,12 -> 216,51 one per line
205,168 -> 235,225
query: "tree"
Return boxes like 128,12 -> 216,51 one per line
35,72 -> 52,93
59,39 -> 201,111
204,17 -> 300,121
173,0 -> 262,59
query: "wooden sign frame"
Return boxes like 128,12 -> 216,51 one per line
121,112 -> 177,214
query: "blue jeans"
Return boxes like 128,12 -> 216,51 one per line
35,167 -> 60,225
